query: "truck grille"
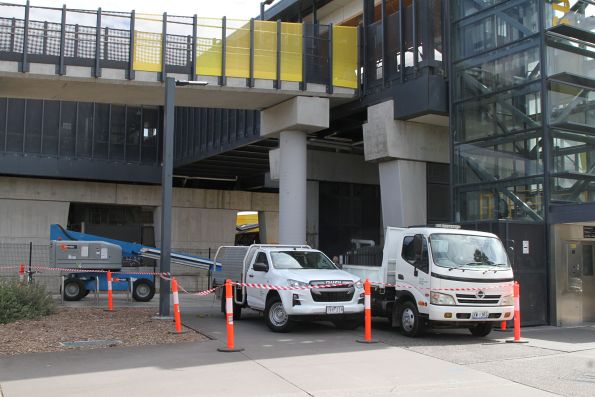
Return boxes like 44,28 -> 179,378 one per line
456,293 -> 500,305
311,289 -> 354,302
310,281 -> 354,302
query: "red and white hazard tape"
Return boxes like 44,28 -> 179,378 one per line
233,282 -> 356,290
176,282 -> 221,296
372,281 -> 514,292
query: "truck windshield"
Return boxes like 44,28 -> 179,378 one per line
270,251 -> 338,270
429,234 -> 510,269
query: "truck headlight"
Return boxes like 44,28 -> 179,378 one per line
430,292 -> 456,306
287,279 -> 309,288
354,280 -> 363,289
500,295 -> 513,306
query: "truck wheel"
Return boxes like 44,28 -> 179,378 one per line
81,289 -> 90,298
399,301 -> 423,337
220,291 -> 242,320
63,278 -> 85,301
265,297 -> 294,333
133,279 -> 155,302
469,323 -> 493,337
332,319 -> 361,330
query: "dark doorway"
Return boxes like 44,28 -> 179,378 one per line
463,221 -> 548,326
319,182 -> 381,258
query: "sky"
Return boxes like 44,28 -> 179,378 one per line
5,1 -> 279,34
9,0 -> 271,19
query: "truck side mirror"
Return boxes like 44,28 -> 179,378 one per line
253,262 -> 269,272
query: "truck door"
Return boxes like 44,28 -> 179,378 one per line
399,234 -> 430,293
246,251 -> 269,310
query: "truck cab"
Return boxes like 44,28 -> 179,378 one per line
343,226 -> 515,337
213,244 -> 365,332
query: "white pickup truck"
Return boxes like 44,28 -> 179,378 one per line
343,226 -> 515,337
212,244 -> 365,332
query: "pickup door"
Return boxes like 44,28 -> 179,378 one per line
246,251 -> 269,310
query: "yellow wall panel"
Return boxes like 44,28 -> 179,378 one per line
280,22 -> 302,82
253,21 -> 277,80
133,31 -> 162,72
332,26 -> 358,89
196,37 -> 222,77
226,23 -> 250,78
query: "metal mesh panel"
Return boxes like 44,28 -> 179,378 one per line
166,34 -> 190,67
102,28 -> 129,62
303,24 -> 329,86
0,17 -> 15,52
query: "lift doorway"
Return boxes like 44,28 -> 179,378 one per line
553,223 -> 595,326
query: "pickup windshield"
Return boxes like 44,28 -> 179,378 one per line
270,251 -> 338,270
429,233 -> 510,270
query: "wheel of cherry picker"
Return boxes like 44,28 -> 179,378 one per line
132,279 -> 155,302
63,278 -> 85,301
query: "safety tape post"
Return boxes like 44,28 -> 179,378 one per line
506,281 -> 528,344
217,279 -> 244,353
357,278 -> 378,344
169,277 -> 187,334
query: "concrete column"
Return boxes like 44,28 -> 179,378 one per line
378,159 -> 427,228
261,96 -> 329,246
278,130 -> 307,244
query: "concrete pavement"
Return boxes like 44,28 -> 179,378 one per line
3,294 -> 587,396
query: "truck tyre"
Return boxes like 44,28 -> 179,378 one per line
132,279 -> 155,302
63,278 -> 85,301
264,297 -> 294,333
332,319 -> 361,330
469,323 -> 493,337
220,291 -> 242,320
399,301 -> 423,337
81,289 -> 90,298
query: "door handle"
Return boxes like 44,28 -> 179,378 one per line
398,274 -> 404,280
248,274 -> 254,278
414,269 -> 419,277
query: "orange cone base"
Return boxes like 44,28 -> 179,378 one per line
505,339 -> 529,344
217,346 -> 244,352
103,309 -> 118,312
168,330 -> 189,335
356,339 -> 379,344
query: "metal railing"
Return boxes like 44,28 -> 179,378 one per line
0,2 -> 359,90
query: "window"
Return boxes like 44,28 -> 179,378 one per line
42,100 -> 60,156
93,103 -> 109,159
255,252 -> 269,266
76,102 -> 93,158
60,101 -> 76,157
6,98 -> 24,152
401,234 -> 429,274
25,99 -> 42,153
110,105 -> 125,160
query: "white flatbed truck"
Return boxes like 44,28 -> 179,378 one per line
212,244 -> 365,332
343,226 -> 515,337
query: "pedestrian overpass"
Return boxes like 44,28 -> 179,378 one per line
0,2 -> 358,108
0,2 -> 361,246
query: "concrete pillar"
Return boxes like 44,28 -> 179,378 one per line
278,130 -> 307,244
378,159 -> 427,228
363,99 -> 449,228
261,96 -> 329,246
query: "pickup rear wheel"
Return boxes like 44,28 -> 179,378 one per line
264,297 -> 294,333
399,301 -> 423,337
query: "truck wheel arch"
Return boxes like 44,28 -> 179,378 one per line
266,290 -> 281,305
392,292 -> 417,328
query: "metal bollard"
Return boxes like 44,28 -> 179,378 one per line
107,270 -> 113,311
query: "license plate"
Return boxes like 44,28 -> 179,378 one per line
471,311 -> 489,319
326,306 -> 344,314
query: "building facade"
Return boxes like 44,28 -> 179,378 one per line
0,0 -> 593,326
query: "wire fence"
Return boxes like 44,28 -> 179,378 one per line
0,242 -> 216,292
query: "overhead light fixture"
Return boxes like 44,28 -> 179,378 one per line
175,80 -> 209,86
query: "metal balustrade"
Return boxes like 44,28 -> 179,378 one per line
0,2 -> 359,90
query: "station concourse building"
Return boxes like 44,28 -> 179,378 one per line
0,0 -> 593,326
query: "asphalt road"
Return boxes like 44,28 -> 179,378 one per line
1,294 -> 594,396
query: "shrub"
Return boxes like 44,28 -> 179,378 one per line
0,281 -> 56,324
